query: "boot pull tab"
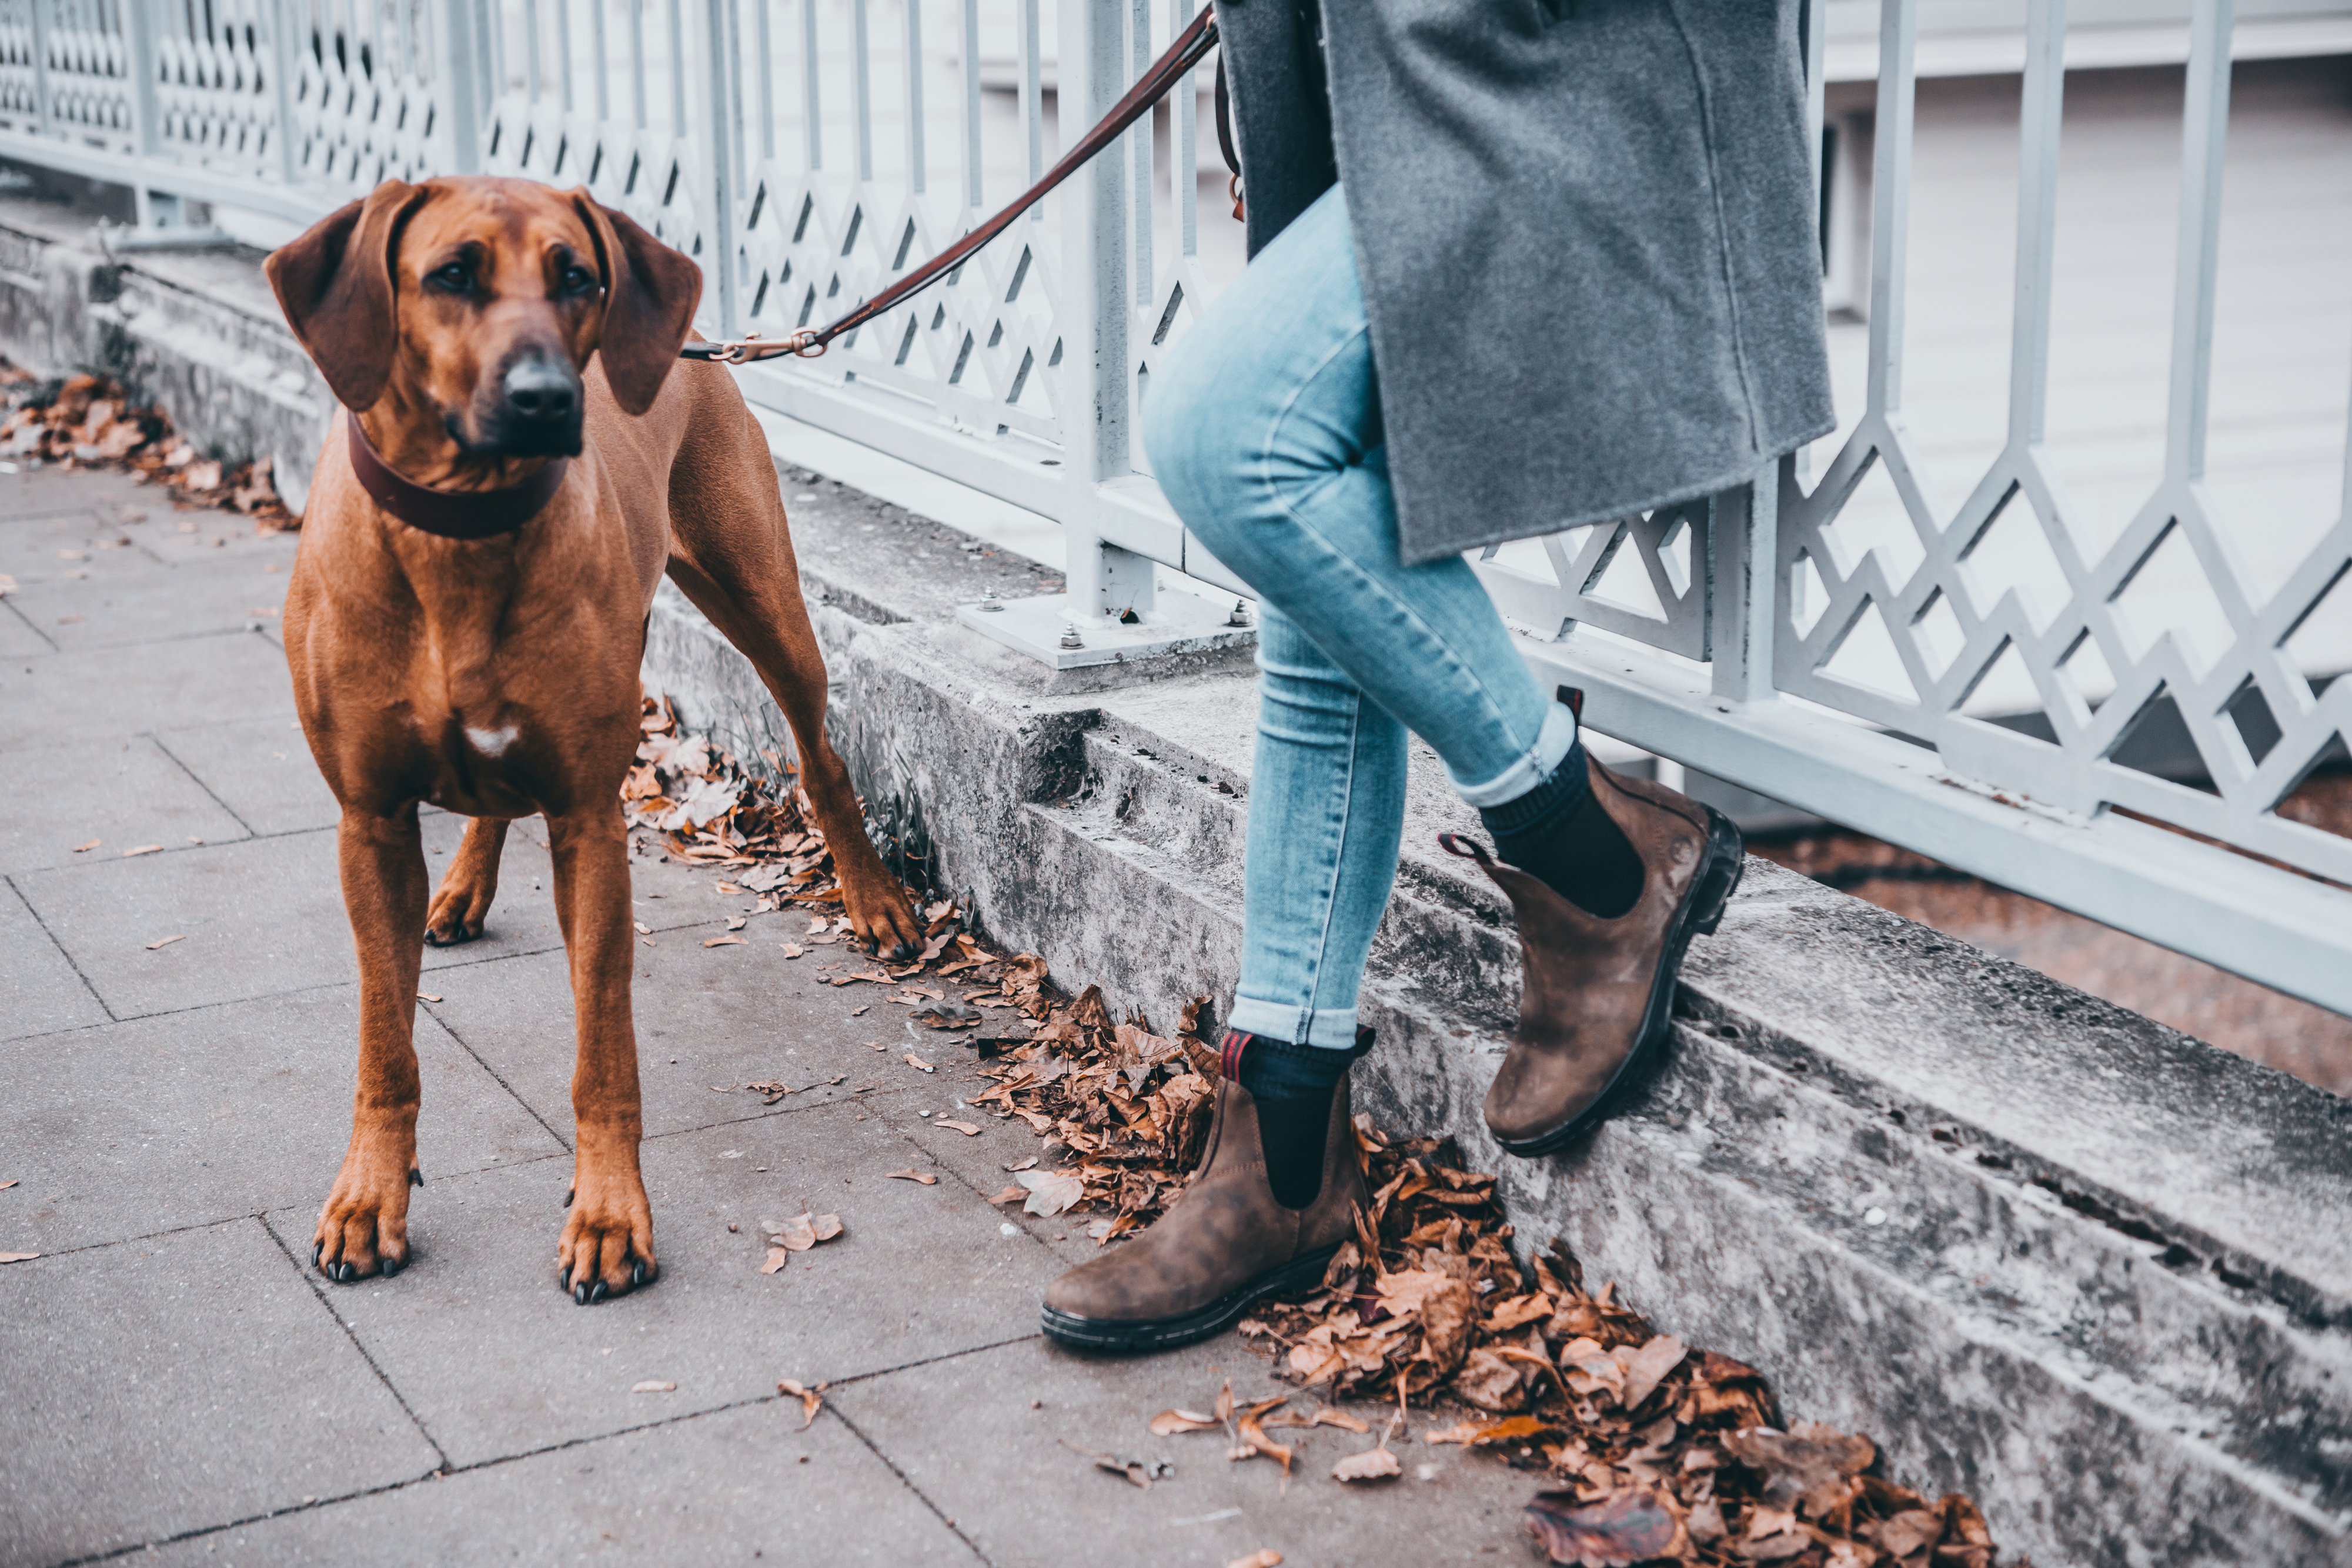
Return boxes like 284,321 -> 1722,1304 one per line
1218,1028 -> 1253,1081
1437,831 -> 1495,867
1555,684 -> 1585,721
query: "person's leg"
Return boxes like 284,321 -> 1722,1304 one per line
1225,601 -> 1405,1203
1228,603 -> 1406,1053
1145,182 -> 1737,1171
1144,186 -> 1641,924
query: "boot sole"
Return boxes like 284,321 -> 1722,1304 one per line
1494,805 -> 1745,1158
1038,1246 -> 1339,1353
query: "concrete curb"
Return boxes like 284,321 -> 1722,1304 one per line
0,192 -> 332,510
649,528 -> 2352,1567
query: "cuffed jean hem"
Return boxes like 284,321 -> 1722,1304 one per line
1227,993 -> 1361,1051
1447,701 -> 1581,809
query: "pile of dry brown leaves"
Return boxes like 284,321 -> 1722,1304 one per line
1222,1128 -> 2011,1566
623,692 -> 1225,1237
964,987 -> 1221,1239
623,705 -> 2014,1568
0,365 -> 292,524
622,692 -> 973,962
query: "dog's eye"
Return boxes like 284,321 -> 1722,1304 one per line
560,265 -> 598,296
430,262 -> 471,293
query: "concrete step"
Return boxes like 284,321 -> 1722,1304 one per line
645,507 -> 2352,1568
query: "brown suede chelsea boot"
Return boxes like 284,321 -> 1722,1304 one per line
1443,755 -> 1745,1156
1039,1046 -> 1368,1353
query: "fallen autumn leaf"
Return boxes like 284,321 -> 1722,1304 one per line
1148,1409 -> 1221,1436
1057,1438 -> 1170,1490
934,1118 -> 981,1136
1523,1486 -> 1682,1567
885,1169 -> 938,1185
1016,1169 -> 1084,1217
629,1380 -> 677,1394
1618,1333 -> 1686,1413
1331,1446 -> 1402,1482
0,1251 -> 39,1263
903,1053 -> 936,1073
777,1378 -> 823,1429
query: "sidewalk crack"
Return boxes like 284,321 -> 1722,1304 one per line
5,593 -> 59,650
825,1403 -> 999,1565
148,730 -> 259,838
425,1002 -> 574,1154
259,1215 -> 453,1473
5,872 -> 116,1022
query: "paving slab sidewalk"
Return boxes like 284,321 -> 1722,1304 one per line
0,464 -> 1538,1567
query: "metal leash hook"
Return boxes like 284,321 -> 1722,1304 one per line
680,330 -> 826,364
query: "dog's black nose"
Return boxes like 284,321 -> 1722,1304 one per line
503,359 -> 579,425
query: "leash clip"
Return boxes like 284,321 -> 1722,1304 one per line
688,330 -> 826,364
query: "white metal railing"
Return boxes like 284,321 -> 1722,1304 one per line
0,0 -> 2344,1017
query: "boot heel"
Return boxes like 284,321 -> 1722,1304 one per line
1689,807 -> 1745,936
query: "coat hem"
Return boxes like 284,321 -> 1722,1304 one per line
1396,412 -> 1838,568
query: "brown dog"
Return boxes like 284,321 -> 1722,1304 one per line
265,176 -> 923,1303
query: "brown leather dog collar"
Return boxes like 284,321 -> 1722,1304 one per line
344,410 -> 570,540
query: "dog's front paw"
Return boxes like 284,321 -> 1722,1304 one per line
838,872 -> 925,962
557,1160 -> 657,1305
315,1140 -> 419,1283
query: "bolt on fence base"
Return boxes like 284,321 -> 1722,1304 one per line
954,591 -> 1257,670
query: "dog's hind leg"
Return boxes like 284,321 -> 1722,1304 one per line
547,801 -> 657,1303
316,806 -> 432,1282
660,388 -> 924,958
425,815 -> 509,945
428,823 -> 510,945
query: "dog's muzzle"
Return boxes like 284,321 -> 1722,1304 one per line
489,356 -> 584,456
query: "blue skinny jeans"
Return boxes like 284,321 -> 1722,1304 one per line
1142,185 -> 1576,1050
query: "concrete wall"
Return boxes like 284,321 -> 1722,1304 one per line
0,192 -> 332,510
649,541 -> 2352,1568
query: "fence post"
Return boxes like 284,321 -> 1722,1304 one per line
30,0 -> 51,136
700,0 -> 740,338
436,0 -> 483,174
1057,0 -> 1131,620
1709,466 -> 1780,705
266,0 -> 302,188
121,0 -> 164,228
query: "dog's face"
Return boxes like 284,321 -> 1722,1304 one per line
393,186 -> 610,457
265,177 -> 703,453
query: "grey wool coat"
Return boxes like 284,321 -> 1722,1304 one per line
1212,0 -> 1837,564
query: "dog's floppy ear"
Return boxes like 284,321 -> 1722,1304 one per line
572,193 -> 702,416
264,179 -> 430,411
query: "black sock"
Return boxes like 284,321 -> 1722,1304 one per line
1228,1029 -> 1362,1210
1479,742 -> 1645,919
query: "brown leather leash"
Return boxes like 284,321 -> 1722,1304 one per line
684,6 -> 1222,366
